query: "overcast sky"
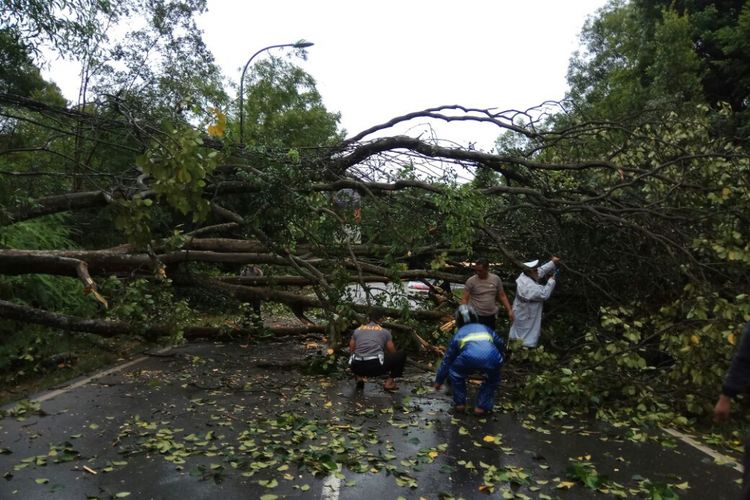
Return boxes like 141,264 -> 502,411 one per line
197,0 -> 608,151
45,1 -> 608,152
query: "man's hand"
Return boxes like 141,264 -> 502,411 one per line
551,256 -> 561,265
714,394 -> 732,423
434,384 -> 442,391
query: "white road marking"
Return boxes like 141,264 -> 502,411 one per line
27,348 -> 172,404
662,426 -> 743,473
321,470 -> 342,500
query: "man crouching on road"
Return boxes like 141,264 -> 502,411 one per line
349,310 -> 406,391
434,305 -> 506,416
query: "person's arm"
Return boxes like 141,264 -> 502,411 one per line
498,288 -> 514,322
490,328 -> 506,356
518,276 -> 557,302
435,336 -> 461,388
461,277 -> 474,305
349,335 -> 356,354
537,259 -> 557,279
382,328 -> 397,354
714,394 -> 732,422
385,339 -> 397,353
715,322 -> 750,422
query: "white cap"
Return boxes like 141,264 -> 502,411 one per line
523,259 -> 539,268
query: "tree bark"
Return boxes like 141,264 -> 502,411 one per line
3,191 -> 113,224
191,276 -> 449,322
0,247 -> 467,283
0,249 -> 308,276
0,299 -> 325,338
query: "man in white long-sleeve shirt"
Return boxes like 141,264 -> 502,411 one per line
508,256 -> 560,348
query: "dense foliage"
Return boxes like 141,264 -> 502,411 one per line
513,0 -> 750,422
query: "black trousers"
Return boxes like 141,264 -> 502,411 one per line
477,314 -> 497,332
350,351 -> 406,378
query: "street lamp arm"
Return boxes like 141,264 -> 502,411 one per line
240,44 -> 291,87
239,41 -> 314,146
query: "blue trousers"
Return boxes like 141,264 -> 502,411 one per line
448,366 -> 501,411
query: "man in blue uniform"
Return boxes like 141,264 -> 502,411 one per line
434,305 -> 505,415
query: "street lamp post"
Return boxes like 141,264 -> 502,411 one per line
238,41 -> 314,146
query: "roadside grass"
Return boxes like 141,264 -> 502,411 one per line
0,324 -> 147,407
0,301 -> 317,407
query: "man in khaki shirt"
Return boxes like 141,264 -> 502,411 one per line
461,258 -> 514,331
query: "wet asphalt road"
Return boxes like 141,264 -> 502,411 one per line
0,341 -> 743,499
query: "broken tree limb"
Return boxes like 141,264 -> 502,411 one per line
341,259 -> 466,283
0,299 -> 130,336
189,276 -> 448,322
0,247 -> 469,301
181,324 -> 326,339
210,202 -> 245,224
2,190 -> 113,225
0,253 -> 107,306
0,299 -> 325,338
218,275 -> 379,287
0,248 -> 314,276
180,237 -> 462,260
185,222 -> 241,237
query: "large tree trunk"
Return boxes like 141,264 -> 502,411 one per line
0,299 -> 325,339
183,276 -> 449,322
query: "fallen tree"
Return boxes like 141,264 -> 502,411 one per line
2,91 -> 750,421
2,94 -> 748,329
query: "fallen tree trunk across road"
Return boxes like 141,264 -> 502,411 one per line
0,299 -> 326,339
